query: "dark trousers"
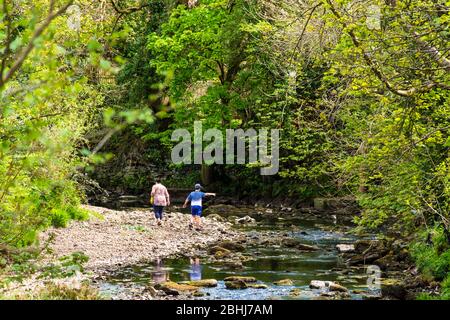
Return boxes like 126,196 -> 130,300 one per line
153,205 -> 164,220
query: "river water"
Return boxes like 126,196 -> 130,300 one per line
98,212 -> 380,300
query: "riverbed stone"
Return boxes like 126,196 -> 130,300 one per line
354,240 -> 387,254
247,283 -> 268,289
223,276 -> 257,283
381,278 -> 407,299
273,279 -> 294,286
235,216 -> 256,225
309,280 -> 348,292
208,246 -> 231,257
336,244 -> 355,253
329,282 -> 348,292
281,239 -> 319,251
225,280 -> 248,290
181,279 -> 218,287
154,281 -> 199,295
289,288 -> 302,296
216,240 -> 245,252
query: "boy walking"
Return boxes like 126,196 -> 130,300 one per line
183,183 -> 215,230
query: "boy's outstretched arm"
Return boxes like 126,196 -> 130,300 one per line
205,193 -> 216,197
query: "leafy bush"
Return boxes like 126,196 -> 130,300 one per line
39,252 -> 89,279
49,209 -> 70,228
411,226 -> 450,281
66,207 -> 90,222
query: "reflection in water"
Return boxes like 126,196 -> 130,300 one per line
152,257 -> 169,283
190,258 -> 202,281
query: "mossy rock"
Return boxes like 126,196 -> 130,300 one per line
273,279 -> 294,286
247,283 -> 268,289
208,246 -> 231,257
289,288 -> 302,296
216,240 -> 245,252
225,280 -> 248,290
154,281 -> 199,295
181,279 -> 218,287
223,276 -> 256,283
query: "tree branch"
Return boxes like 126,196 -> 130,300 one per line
324,0 -> 449,97
1,0 -> 13,80
0,0 -> 74,88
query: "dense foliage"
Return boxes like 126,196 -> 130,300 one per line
1,0 -> 449,298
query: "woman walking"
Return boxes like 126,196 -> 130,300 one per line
150,179 -> 170,226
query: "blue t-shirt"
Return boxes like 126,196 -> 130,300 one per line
187,191 -> 205,207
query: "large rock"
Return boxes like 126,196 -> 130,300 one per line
354,240 -> 387,254
247,283 -> 268,289
235,216 -> 256,225
297,243 -> 320,251
223,276 -> 256,283
225,280 -> 248,290
346,253 -> 382,266
381,278 -> 407,299
320,291 -> 351,299
216,240 -> 245,252
282,239 -> 319,251
208,246 -> 231,258
374,252 -> 403,271
336,244 -> 355,253
181,279 -> 218,287
342,240 -> 389,266
329,282 -> 348,293
154,281 -> 199,295
273,279 -> 294,286
309,280 -> 348,292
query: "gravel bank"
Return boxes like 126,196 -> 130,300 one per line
40,205 -> 240,272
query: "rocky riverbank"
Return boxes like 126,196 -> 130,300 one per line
336,238 -> 440,299
1,205 -> 242,300
40,205 -> 240,272
2,203 -> 435,300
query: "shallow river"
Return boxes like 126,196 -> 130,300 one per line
99,214 -> 380,300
